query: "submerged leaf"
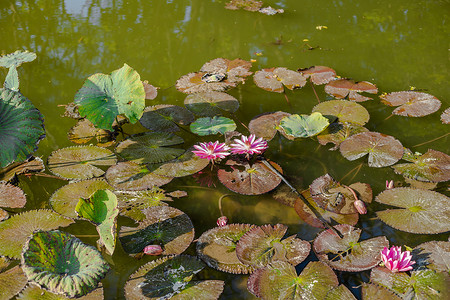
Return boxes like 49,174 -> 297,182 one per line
190,116 -> 236,136
184,92 -> 239,117
0,181 -> 26,208
299,66 -> 337,85
279,112 -> 330,138
325,79 -> 378,102
312,99 -> 370,125
380,91 -> 441,117
139,105 -> 195,132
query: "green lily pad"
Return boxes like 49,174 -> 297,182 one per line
0,156 -> 45,182
119,206 -> 194,256
0,88 -> 45,168
253,67 -> 306,93
21,230 -> 109,298
339,131 -> 404,167
298,66 -> 337,85
184,91 -> 239,117
0,209 -> 74,259
0,265 -> 28,300
375,187 -> 450,234
312,100 -> 370,125
325,285 -> 357,300
361,283 -> 402,300
0,50 -> 36,68
413,241 -> 450,273
313,224 -> 389,271
248,111 -> 292,141
74,64 -> 145,130
325,79 -> 378,102
236,224 -> 310,268
190,116 -> 237,136
380,91 -> 441,117
0,181 -> 26,208
115,132 -> 184,164
279,112 -> 330,138
139,105 -> 195,132
152,147 -> 209,178
317,122 -> 369,150
17,284 -> 104,300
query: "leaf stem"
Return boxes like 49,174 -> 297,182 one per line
218,194 -> 232,216
412,132 -> 449,148
310,81 -> 320,103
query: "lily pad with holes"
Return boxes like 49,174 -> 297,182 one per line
21,230 -> 109,298
324,285 -> 357,300
115,132 -> 184,164
139,105 -> 195,132
380,91 -> 441,117
17,283 -> 104,300
317,122 -> 369,150
253,67 -> 306,93
279,112 -> 330,138
313,224 -> 389,271
217,158 -> 282,195
375,187 -> 450,234
339,131 -> 403,167
184,91 -> 239,117
47,145 -> 117,180
298,66 -> 337,85
0,88 -> 45,168
0,181 -> 26,208
248,111 -> 292,141
0,156 -> 44,182
413,241 -> 450,273
312,99 -> 370,125
119,206 -> 194,256
152,147 -> 209,178
0,265 -> 28,300
324,79 -> 378,102
190,116 -> 237,136
235,224 -> 310,268
196,224 -> 256,274
74,64 -> 145,130
361,283 -> 402,300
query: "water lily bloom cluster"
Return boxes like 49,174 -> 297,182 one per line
381,246 -> 415,272
192,141 -> 230,161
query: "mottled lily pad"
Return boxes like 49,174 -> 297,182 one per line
17,284 -> 104,300
313,224 -> 389,271
375,187 -> 450,234
248,111 -> 292,141
339,132 -> 403,167
317,122 -> 369,150
0,265 -> 28,300
312,100 -> 370,125
380,91 -> 441,117
361,283 -> 401,300
201,58 -> 252,84
152,147 -> 209,178
21,230 -> 109,298
0,181 -> 26,208
324,285 -> 357,300
298,66 -> 337,85
184,92 -> 239,117
0,156 -> 45,182
325,79 -> 378,102
279,112 -> 330,138
413,241 -> 450,273
253,67 -> 306,93
190,116 -> 237,136
139,105 -> 195,132
225,0 -> 263,11
441,107 -> 450,124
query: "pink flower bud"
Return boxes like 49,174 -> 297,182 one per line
386,180 -> 394,190
143,245 -> 163,255
217,216 -> 228,227
353,200 -> 367,214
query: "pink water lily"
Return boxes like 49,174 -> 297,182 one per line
192,141 -> 230,161
381,246 -> 415,272
216,216 -> 228,227
230,134 -> 268,158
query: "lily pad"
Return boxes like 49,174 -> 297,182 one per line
0,88 -> 45,168
413,241 -> 450,273
298,66 -> 337,85
17,284 -> 104,300
248,111 -> 292,141
0,181 -> 26,208
225,0 -> 263,11
68,118 -> 99,144
324,285 -> 357,300
279,112 -> 330,138
325,79 -> 378,102
375,187 -> 450,234
0,210 -> 74,259
119,206 -> 194,256
0,156 -> 45,182
74,64 -> 145,130
313,224 -> 389,271
184,92 -> 239,117
139,105 -> 195,132
253,67 -> 306,93
361,283 -> 401,300
312,99 -> 370,125
380,91 -> 441,117
441,107 -> 450,124
0,265 -> 28,300
152,147 -> 209,178
339,131 -> 404,167
317,122 -> 369,150
200,58 -> 252,84
142,80 -> 158,100
21,230 -> 109,298
190,116 -> 236,136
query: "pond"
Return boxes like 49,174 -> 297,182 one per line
0,0 -> 449,299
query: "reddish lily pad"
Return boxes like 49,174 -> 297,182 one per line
139,105 -> 195,132
375,187 -> 450,234
248,111 -> 292,141
0,182 -> 26,208
325,285 -> 357,300
0,265 -> 28,300
253,67 -> 306,93
184,92 -> 239,117
441,107 -> 450,124
340,132 -> 404,167
413,241 -> 450,273
142,80 -> 158,100
361,283 -> 402,300
313,224 -> 389,271
325,79 -> 378,102
317,122 -> 369,150
298,66 -> 337,85
152,147 -> 209,178
279,112 -> 330,138
312,100 -> 370,125
380,91 -> 441,117
0,156 -> 45,182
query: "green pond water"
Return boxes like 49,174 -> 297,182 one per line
1,0 -> 449,299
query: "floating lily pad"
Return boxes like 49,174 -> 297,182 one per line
313,224 -> 389,271
375,187 -> 450,234
0,181 -> 26,208
324,285 -> 357,300
190,116 -> 236,136
235,224 -> 310,268
225,0 -> 263,11
298,66 -> 337,85
21,230 -> 109,298
279,112 -> 330,138
0,256 -> 9,272
200,58 -> 252,84
0,265 -> 28,300
217,158 -> 282,195
380,91 -> 441,117
184,92 -> 239,117
339,132 -> 403,167
115,132 -> 184,164
392,149 -> 450,182
68,118 -> 98,144
17,284 -> 104,300
413,241 -> 450,273
441,107 -> 450,124
139,105 -> 195,132
312,100 -> 370,125
142,80 -> 158,100
0,156 -> 45,182
0,88 -> 45,168
317,122 -> 369,150
0,208 -> 8,221
253,67 -> 306,93
248,111 -> 292,141
119,206 -> 194,256
325,79 -> 378,102
152,147 -> 209,178
175,72 -> 232,94
74,64 -> 145,130
361,283 -> 402,300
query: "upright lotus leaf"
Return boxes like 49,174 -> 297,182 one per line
361,283 -> 402,300
248,111 -> 292,141
317,122 -> 369,150
0,88 -> 45,168
413,241 -> 450,273
0,50 -> 36,91
324,285 -> 357,300
21,230 -> 109,298
190,116 -> 236,136
152,147 -> 209,178
339,132 -> 403,167
217,158 -> 282,195
441,107 -> 450,124
324,79 -> 378,102
184,91 -> 239,117
380,91 -> 441,117
196,224 -> 256,274
0,209 -> 74,259
280,112 -> 330,138
370,267 -> 450,299
4,66 -> 19,91
0,265 -> 28,300
119,206 -> 194,256
392,149 -> 450,182
225,0 -> 263,11
142,80 -> 158,100
75,189 -> 119,255
0,181 -> 26,208
236,224 -> 311,268
313,224 -> 389,271
0,156 -> 44,182
253,67 -> 306,93
139,105 -> 195,132
17,284 -> 104,300
312,99 -> 370,125
115,132 -> 184,164
375,187 -> 450,234
298,66 -> 337,85
74,64 -> 145,130
248,261 -> 338,299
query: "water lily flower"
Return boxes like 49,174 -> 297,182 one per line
216,216 -> 228,227
353,199 -> 367,214
381,246 -> 415,272
386,180 -> 394,190
143,245 -> 163,255
230,134 -> 268,158
192,141 -> 230,161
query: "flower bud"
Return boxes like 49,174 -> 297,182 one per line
143,245 -> 163,255
353,199 -> 367,214
386,180 -> 394,190
217,216 -> 228,227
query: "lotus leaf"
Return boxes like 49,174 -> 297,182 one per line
0,156 -> 44,182
142,80 -> 158,100
375,187 -> 450,234
317,122 -> 369,150
0,181 -> 26,208
380,91 -> 441,117
279,112 -> 330,138
248,111 -> 292,141
325,79 -> 378,102
253,67 -> 306,93
324,285 -> 357,300
184,91 -> 239,117
139,105 -> 195,132
17,284 -> 104,300
361,283 -> 401,300
0,50 -> 36,91
190,116 -> 236,135
21,230 -> 109,298
312,99 -> 370,125
0,265 -> 28,300
441,107 -> 450,124
298,66 -> 337,85
413,241 -> 450,273
152,147 -> 209,178
225,0 -> 263,11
